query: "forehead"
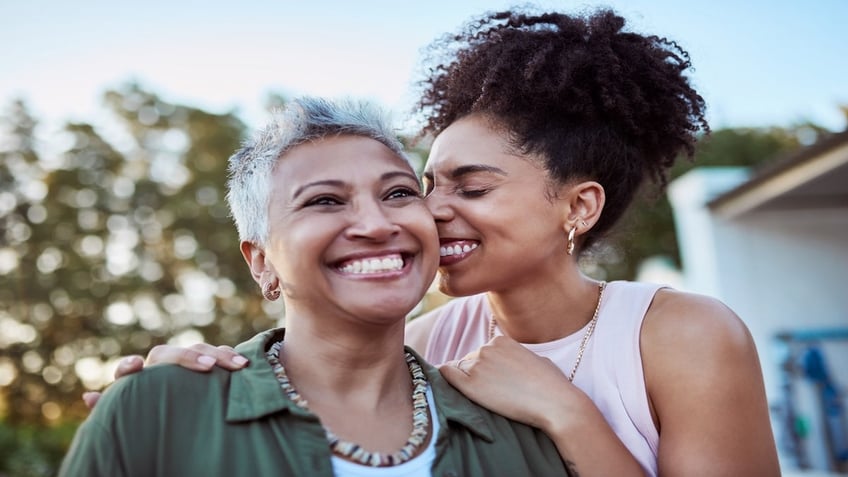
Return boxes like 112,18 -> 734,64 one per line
425,115 -> 538,176
275,135 -> 412,182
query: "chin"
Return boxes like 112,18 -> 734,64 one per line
357,296 -> 422,321
438,274 -> 486,298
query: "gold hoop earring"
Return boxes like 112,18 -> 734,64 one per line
567,225 -> 577,255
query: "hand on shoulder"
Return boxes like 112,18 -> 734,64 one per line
439,335 -> 646,476
82,343 -> 248,410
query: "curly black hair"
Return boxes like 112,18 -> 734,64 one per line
414,8 -> 709,249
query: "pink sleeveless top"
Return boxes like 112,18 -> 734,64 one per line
423,280 -> 663,477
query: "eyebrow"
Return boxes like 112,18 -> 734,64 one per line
423,164 -> 508,182
292,170 -> 419,199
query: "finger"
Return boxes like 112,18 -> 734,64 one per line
188,343 -> 248,368
114,355 -> 145,379
146,344 -> 248,371
146,345 -> 216,371
82,392 -> 101,410
455,358 -> 470,375
438,361 -> 473,389
215,345 -> 250,368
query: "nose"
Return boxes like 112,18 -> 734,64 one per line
424,188 -> 454,223
345,199 -> 401,241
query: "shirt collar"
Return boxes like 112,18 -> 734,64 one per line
226,328 -> 494,442
226,328 -> 314,422
406,346 -> 494,442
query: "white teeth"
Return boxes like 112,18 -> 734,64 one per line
340,255 -> 404,274
440,243 -> 477,257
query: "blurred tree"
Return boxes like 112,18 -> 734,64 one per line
0,85 -> 281,475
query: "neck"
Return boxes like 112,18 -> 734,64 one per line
269,309 -> 430,458
278,309 -> 411,409
486,270 -> 602,343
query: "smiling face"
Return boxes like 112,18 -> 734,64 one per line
249,135 -> 438,325
423,115 -> 571,297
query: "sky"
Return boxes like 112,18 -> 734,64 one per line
1,0 -> 846,138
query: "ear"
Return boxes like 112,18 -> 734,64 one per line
240,240 -> 273,287
560,181 -> 605,233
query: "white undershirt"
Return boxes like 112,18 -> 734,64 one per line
331,386 -> 439,477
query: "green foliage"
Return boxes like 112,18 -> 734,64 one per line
0,84 -> 279,431
0,420 -> 77,477
595,125 -> 827,280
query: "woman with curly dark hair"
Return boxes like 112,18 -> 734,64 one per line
406,8 -> 779,476
88,7 -> 780,476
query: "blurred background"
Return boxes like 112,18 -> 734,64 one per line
1,1 -> 846,475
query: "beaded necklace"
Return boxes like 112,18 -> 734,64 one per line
265,341 -> 430,467
487,281 -> 606,382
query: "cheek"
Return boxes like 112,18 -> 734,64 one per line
461,204 -> 510,236
264,242 -> 300,281
405,207 -> 438,245
400,207 -> 438,258
268,222 -> 333,272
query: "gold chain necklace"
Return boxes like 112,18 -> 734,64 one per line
266,341 -> 430,467
487,281 -> 606,382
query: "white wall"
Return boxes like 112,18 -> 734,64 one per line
667,167 -> 750,297
715,208 -> 848,385
669,168 -> 848,472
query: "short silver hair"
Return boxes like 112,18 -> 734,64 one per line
226,97 -> 408,245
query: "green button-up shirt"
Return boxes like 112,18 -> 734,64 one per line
60,328 -> 572,477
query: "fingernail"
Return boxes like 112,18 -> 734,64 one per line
123,356 -> 141,366
232,356 -> 248,366
197,355 -> 216,367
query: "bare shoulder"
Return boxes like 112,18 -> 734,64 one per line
642,288 -> 755,355
405,306 -> 445,354
640,288 -> 764,421
640,289 -> 779,474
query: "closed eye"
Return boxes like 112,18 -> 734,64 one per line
457,187 -> 490,198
